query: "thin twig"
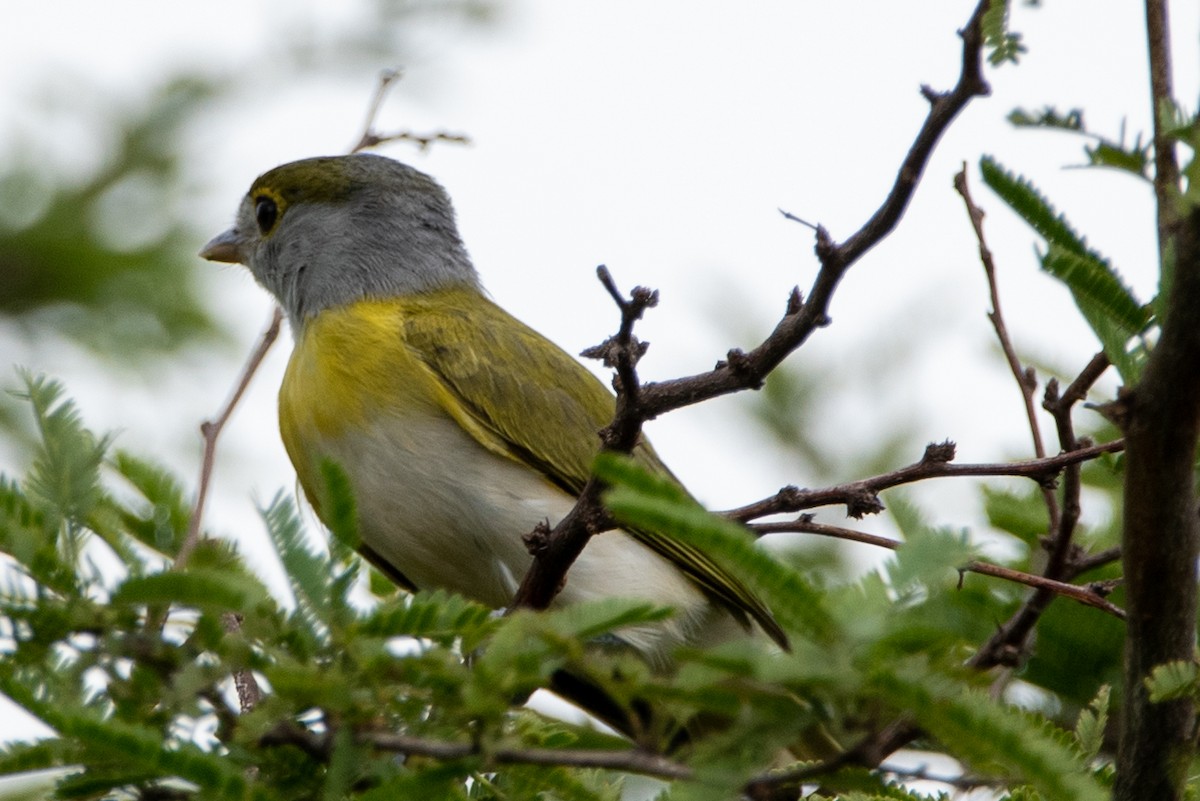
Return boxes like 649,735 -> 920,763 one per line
971,349 -> 1116,671
962,561 -> 1124,618
879,763 -> 1010,790
349,67 -> 472,155
953,165 -> 1059,526
511,268 -> 657,611
222,612 -> 263,711
1068,545 -> 1121,577
178,306 -> 283,567
356,130 -> 472,154
749,517 -> 1125,618
367,731 -> 692,779
354,67 -> 403,148
174,306 -> 281,714
260,723 -> 693,781
623,0 -> 991,420
512,0 -> 992,623
743,719 -> 921,800
723,439 -> 1123,523
1047,351 -> 1109,413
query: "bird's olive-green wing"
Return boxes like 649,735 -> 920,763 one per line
398,288 -> 787,648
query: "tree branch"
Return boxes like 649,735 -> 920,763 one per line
723,439 -> 1122,522
1114,0 -> 1200,782
511,268 -> 657,610
262,722 -> 692,781
178,307 -> 283,568
953,164 -> 1060,526
367,731 -> 691,779
631,0 -> 991,418
749,517 -> 1125,619
512,0 -> 992,632
349,68 -> 470,155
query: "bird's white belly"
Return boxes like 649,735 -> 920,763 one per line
319,411 -> 714,656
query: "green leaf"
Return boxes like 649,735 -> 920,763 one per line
0,79 -> 221,358
52,715 -> 262,801
1006,109 -> 1151,181
1074,684 -> 1110,760
982,485 -> 1050,549
1008,106 -> 1085,131
981,0 -> 1027,65
111,568 -> 271,613
110,450 -> 192,558
260,491 -> 338,638
1085,140 -> 1150,179
0,741 -> 78,781
885,497 -> 977,592
980,156 -> 1150,380
13,370 -> 110,534
544,597 -> 675,644
595,453 -> 831,644
873,662 -> 1107,801
1146,660 -> 1200,703
357,590 -> 499,652
317,458 -> 360,556
1041,244 -> 1150,380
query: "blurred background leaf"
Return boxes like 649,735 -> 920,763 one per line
0,77 -> 223,357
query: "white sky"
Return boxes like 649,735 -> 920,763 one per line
1,0 -> 1198,748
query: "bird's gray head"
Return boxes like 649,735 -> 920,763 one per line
201,154 -> 480,328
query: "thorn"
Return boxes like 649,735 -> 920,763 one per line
779,208 -> 818,230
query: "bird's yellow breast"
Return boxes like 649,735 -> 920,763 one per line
278,298 -> 450,503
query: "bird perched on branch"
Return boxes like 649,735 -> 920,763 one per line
201,153 -> 785,668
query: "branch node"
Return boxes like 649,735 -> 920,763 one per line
786,286 -> 804,316
722,348 -> 760,383
1042,377 -> 1061,406
1090,387 -> 1134,432
522,520 -> 553,557
1035,475 -> 1061,492
1087,578 -> 1123,597
1022,366 -> 1037,392
920,83 -> 945,104
814,224 -> 836,263
846,490 -> 885,519
921,440 -> 957,464
581,336 -> 650,370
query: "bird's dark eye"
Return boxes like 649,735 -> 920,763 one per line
254,196 -> 278,234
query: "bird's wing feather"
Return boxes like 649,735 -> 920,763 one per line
397,288 -> 787,648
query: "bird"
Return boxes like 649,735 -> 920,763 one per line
200,153 -> 785,669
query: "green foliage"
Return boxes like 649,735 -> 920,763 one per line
1145,660 -> 1200,703
1007,109 -> 1152,180
981,0 -> 1027,65
1074,685 -> 1110,761
980,155 -> 1151,380
871,664 -> 1107,801
595,453 -> 833,644
0,79 -> 221,358
1009,106 -> 1085,132
0,379 -> 1128,800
